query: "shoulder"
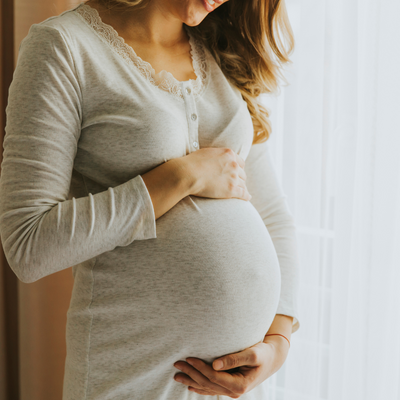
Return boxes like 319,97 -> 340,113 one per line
15,11 -> 86,89
18,5 -> 89,60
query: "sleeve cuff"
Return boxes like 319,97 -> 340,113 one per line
131,174 -> 157,241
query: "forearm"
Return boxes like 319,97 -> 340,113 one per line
141,158 -> 193,220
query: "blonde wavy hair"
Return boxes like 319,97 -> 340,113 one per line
92,0 -> 295,144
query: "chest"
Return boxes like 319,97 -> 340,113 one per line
73,38 -> 254,190
124,40 -> 198,82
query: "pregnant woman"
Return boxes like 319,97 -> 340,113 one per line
0,0 -> 301,398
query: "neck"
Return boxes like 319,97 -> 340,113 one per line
84,0 -> 187,48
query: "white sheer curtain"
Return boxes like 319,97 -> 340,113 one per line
258,0 -> 400,398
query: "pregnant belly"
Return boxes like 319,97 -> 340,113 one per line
83,195 -> 282,366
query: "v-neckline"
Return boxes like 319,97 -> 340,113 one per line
73,1 -> 209,101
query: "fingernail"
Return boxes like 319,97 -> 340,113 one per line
214,360 -> 223,370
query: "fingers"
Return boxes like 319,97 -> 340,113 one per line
174,371 -> 216,395
187,386 -> 218,395
237,166 -> 247,181
236,181 -> 252,201
174,360 -> 234,396
233,154 -> 250,200
182,358 -> 246,394
234,152 -> 245,170
230,149 -> 247,185
224,148 -> 245,170
214,347 -> 261,371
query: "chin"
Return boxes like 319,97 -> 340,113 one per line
177,0 -> 210,26
182,17 -> 207,27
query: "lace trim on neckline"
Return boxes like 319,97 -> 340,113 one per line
74,2 -> 208,100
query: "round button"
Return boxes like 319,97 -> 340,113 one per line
191,113 -> 197,121
193,141 -> 199,148
185,87 -> 192,95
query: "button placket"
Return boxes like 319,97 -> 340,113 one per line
181,82 -> 199,153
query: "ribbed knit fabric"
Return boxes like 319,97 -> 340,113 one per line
0,2 -> 300,399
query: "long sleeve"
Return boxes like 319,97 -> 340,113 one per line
0,24 -> 157,284
244,139 -> 300,334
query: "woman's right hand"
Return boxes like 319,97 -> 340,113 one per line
178,147 -> 252,201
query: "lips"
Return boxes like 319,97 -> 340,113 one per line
201,0 -> 225,12
201,0 -> 214,11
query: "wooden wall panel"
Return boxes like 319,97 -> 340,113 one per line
1,0 -> 19,398
1,1 -> 81,399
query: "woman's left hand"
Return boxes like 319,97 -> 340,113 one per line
173,337 -> 290,398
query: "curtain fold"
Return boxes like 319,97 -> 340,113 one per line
262,0 -> 400,398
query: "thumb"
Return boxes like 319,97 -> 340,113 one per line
213,348 -> 259,371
